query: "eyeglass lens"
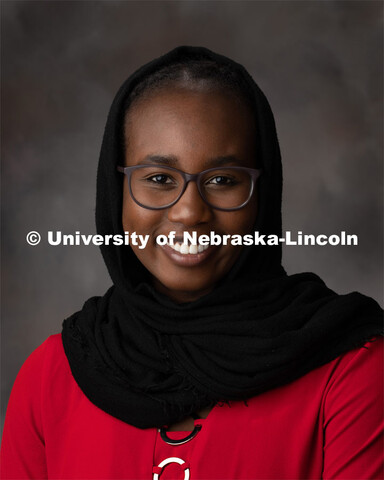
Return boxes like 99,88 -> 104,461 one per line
130,166 -> 253,209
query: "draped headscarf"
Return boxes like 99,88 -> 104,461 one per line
62,46 -> 383,429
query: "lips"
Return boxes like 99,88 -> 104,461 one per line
158,234 -> 216,267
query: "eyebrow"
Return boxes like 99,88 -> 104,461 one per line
138,154 -> 241,168
139,155 -> 178,166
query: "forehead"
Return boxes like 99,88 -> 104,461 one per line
123,88 -> 256,168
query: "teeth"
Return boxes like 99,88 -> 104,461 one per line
189,244 -> 198,254
168,242 -> 209,255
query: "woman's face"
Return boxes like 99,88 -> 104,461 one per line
122,87 -> 258,302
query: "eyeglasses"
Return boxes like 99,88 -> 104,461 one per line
117,164 -> 262,211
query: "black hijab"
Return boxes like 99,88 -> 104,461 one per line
62,46 -> 383,429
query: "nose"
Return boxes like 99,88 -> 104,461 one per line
167,181 -> 213,226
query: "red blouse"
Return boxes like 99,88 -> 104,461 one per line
1,334 -> 383,479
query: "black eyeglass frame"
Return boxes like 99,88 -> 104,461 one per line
117,164 -> 262,211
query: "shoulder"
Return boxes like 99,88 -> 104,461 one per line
1,335 -> 65,479
7,334 -> 65,403
323,336 -> 383,414
339,335 -> 382,365
6,333 -> 70,416
14,334 -> 65,380
321,336 -> 383,442
321,338 -> 384,477
325,336 -> 383,395
24,333 -> 63,362
3,333 -> 75,447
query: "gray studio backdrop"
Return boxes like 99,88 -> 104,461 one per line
2,1 -> 383,430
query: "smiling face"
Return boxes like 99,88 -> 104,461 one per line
122,87 -> 258,303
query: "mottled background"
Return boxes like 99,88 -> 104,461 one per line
1,1 -> 383,430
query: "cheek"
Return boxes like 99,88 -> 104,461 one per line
122,199 -> 143,231
122,197 -> 139,232
121,199 -> 157,274
214,200 -> 258,264
243,193 -> 258,229
122,181 -> 156,232
121,186 -> 165,271
122,199 -> 163,237
221,197 -> 258,235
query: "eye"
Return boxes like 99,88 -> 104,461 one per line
206,175 -> 237,186
146,174 -> 175,185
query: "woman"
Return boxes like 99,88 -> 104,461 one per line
1,46 -> 383,479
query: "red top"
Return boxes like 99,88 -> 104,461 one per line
1,334 -> 383,480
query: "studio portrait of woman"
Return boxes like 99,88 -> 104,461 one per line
1,3 -> 383,480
